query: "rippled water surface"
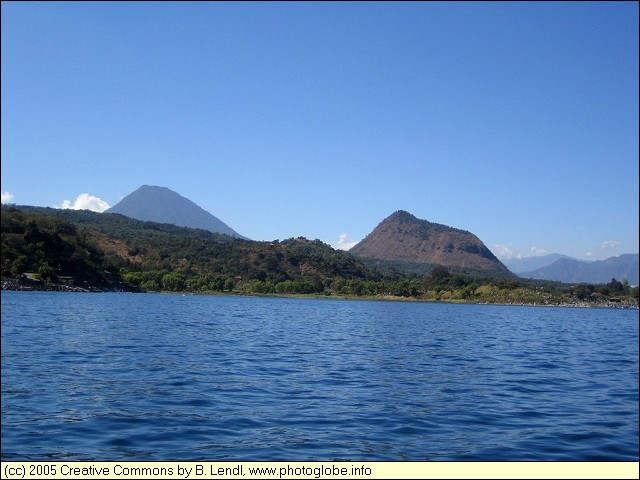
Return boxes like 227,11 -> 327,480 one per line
2,291 -> 638,460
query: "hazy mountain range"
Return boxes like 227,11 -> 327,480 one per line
501,254 -> 574,273
517,254 -> 639,285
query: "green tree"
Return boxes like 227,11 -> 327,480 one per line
573,284 -> 594,300
11,254 -> 29,274
162,272 -> 186,291
462,283 -> 478,299
141,279 -> 161,291
223,277 -> 236,292
607,278 -> 624,295
37,263 -> 56,283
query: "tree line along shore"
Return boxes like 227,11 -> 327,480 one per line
2,206 -> 638,309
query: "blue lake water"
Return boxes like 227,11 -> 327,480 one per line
1,291 -> 638,461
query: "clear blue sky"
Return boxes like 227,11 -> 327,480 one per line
2,2 -> 638,261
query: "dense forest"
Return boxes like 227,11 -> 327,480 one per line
1,205 -> 638,307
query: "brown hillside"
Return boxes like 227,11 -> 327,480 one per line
350,210 -> 513,278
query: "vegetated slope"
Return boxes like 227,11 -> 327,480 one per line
105,185 -> 247,239
1,207 -> 127,290
1,205 -> 380,293
350,210 -> 514,279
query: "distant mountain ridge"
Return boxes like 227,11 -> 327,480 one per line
104,185 -> 247,239
502,253 -> 574,273
520,254 -> 639,285
350,210 -> 513,278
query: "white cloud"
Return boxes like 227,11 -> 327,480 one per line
529,246 -> 548,256
1,191 -> 14,203
585,251 -> 595,258
493,244 -> 521,260
333,233 -> 359,251
494,244 -> 548,260
600,240 -> 621,251
58,193 -> 110,213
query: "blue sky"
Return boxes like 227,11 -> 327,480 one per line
2,2 -> 638,261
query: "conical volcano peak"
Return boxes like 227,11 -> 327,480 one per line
104,185 -> 247,239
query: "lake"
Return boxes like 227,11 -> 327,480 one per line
1,291 -> 638,461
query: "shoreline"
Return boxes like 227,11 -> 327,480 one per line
2,277 -> 638,310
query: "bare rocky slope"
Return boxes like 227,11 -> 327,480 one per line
350,210 -> 514,278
